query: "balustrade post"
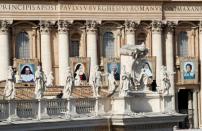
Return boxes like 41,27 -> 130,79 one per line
7,100 -> 18,122
95,97 -> 99,116
37,99 -> 41,120
70,98 -> 77,115
67,98 -> 71,113
40,99 -> 50,119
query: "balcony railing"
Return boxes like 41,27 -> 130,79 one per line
0,97 -> 111,122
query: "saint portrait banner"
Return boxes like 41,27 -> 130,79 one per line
69,57 -> 90,85
180,57 -> 198,84
15,59 -> 39,83
104,58 -> 120,81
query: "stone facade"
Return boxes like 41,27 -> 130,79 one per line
0,0 -> 201,129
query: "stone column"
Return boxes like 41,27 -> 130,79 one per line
58,21 -> 71,86
0,20 -> 11,81
125,20 -> 138,45
165,21 -> 176,111
199,21 -> 202,128
151,21 -> 163,85
40,21 -> 52,77
86,20 -> 98,84
188,91 -> 193,128
193,89 -> 198,128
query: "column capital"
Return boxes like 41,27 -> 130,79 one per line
151,20 -> 162,32
124,20 -> 139,33
86,20 -> 99,32
58,20 -> 72,33
199,21 -> 202,33
166,21 -> 176,33
0,20 -> 12,34
39,20 -> 55,34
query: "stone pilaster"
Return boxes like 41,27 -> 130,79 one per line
58,20 -> 71,86
165,21 -> 176,112
0,20 -> 12,81
199,21 -> 202,128
124,20 -> 138,45
151,20 -> 162,86
40,21 -> 53,77
86,20 -> 99,85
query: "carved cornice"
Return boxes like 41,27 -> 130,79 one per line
0,20 -> 12,34
40,21 -> 55,34
58,20 -> 72,33
86,20 -> 99,32
151,20 -> 162,32
124,20 -> 139,33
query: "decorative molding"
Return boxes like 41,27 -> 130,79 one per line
199,21 -> 202,33
166,21 -> 176,33
86,20 -> 99,32
58,20 -> 72,33
124,20 -> 139,33
39,21 -> 55,34
151,20 -> 162,32
0,20 -> 12,34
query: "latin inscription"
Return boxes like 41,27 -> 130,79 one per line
0,4 -> 162,12
0,3 -> 201,13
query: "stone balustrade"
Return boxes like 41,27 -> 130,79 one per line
0,97 -> 112,122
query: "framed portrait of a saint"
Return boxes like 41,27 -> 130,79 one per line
15,59 -> 39,83
19,64 -> 35,83
69,57 -> 90,85
180,57 -> 198,84
104,58 -> 120,81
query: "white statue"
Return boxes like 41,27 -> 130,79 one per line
46,71 -> 54,87
137,62 -> 153,91
63,67 -> 74,99
4,66 -> 15,100
34,66 -> 46,99
108,69 -> 117,94
92,65 -> 102,97
15,71 -> 21,83
160,66 -> 171,95
119,66 -> 131,97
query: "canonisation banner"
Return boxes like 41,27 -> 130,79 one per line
180,57 -> 198,84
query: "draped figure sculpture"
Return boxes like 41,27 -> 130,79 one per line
46,71 -> 54,87
92,65 -> 102,97
4,66 -> 15,100
63,67 -> 74,99
119,66 -> 131,97
108,69 -> 117,94
34,66 -> 46,99
160,66 -> 171,95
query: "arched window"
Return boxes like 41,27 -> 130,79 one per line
16,32 -> 30,59
179,32 -> 188,56
103,32 -> 115,58
136,33 -> 146,45
70,33 -> 80,57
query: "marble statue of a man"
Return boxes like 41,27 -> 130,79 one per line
108,69 -> 117,94
160,66 -> 171,95
92,65 -> 102,97
4,66 -> 15,100
119,66 -> 131,97
46,71 -> 54,87
34,66 -> 46,99
63,67 -> 74,99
